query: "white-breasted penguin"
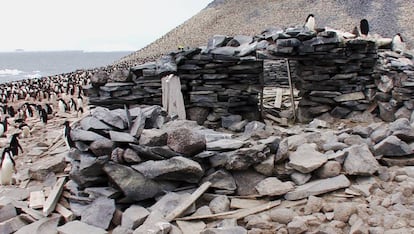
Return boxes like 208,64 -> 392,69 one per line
77,94 -> 83,109
360,19 -> 369,37
19,124 -> 31,138
0,117 -> 8,137
63,121 -> 75,150
68,98 -> 77,112
40,108 -> 48,124
58,98 -> 68,113
392,33 -> 406,54
0,147 -> 16,185
304,14 -> 315,31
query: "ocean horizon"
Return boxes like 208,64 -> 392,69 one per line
0,50 -> 133,83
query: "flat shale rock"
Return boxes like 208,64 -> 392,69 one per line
224,144 -> 268,170
201,227 -> 248,234
71,129 -> 106,142
103,162 -> 165,201
133,210 -> 171,234
255,177 -> 294,196
15,215 -> 60,234
132,156 -> 204,183
288,144 -> 327,173
344,144 -> 380,175
233,169 -> 265,196
0,216 -> 28,234
285,174 -> 351,200
138,129 -> 168,146
89,138 -> 114,157
109,130 -> 137,143
81,197 -> 115,230
80,116 -> 113,131
91,107 -> 126,130
201,169 -> 237,191
373,135 -> 412,156
121,205 -> 149,230
29,152 -> 66,181
167,128 -> 206,156
57,221 -> 108,234
206,139 -> 245,151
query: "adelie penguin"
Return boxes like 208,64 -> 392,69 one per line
77,94 -> 83,110
0,147 -> 16,185
304,14 -> 315,31
40,108 -> 48,124
9,133 -> 23,156
69,98 -> 77,112
0,117 -> 8,137
360,19 -> 369,37
392,33 -> 406,54
58,98 -> 68,113
63,121 -> 75,150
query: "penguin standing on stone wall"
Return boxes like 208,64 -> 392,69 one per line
0,147 -> 16,185
304,14 -> 316,31
392,33 -> 406,54
360,19 -> 369,37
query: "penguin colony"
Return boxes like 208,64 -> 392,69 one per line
0,69 -> 94,185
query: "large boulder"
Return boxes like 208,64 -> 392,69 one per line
103,162 -> 166,201
132,156 -> 204,183
167,128 -> 206,156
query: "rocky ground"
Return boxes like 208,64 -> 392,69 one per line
1,100 -> 414,233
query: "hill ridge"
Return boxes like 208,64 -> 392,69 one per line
116,0 -> 414,66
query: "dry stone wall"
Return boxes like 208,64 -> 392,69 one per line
86,24 -> 413,124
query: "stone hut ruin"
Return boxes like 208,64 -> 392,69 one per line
86,24 -> 414,126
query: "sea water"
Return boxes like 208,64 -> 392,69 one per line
0,50 -> 132,83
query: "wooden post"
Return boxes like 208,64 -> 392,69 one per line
43,177 -> 66,216
165,182 -> 211,221
286,58 -> 296,122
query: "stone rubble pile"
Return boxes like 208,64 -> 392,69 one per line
2,105 -> 410,233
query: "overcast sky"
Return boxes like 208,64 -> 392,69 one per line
0,0 -> 212,52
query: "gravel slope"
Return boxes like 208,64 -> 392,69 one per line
116,0 -> 414,66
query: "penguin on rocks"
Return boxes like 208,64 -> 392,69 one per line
0,147 -> 16,185
9,133 -> 23,156
360,19 -> 369,37
0,117 -> 8,137
392,33 -> 406,54
77,107 -> 84,118
63,121 -> 75,150
69,98 -> 77,112
19,123 -> 31,138
77,94 -> 83,109
7,106 -> 15,117
40,108 -> 48,124
304,14 -> 316,31
58,98 -> 68,113
45,103 -> 53,115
